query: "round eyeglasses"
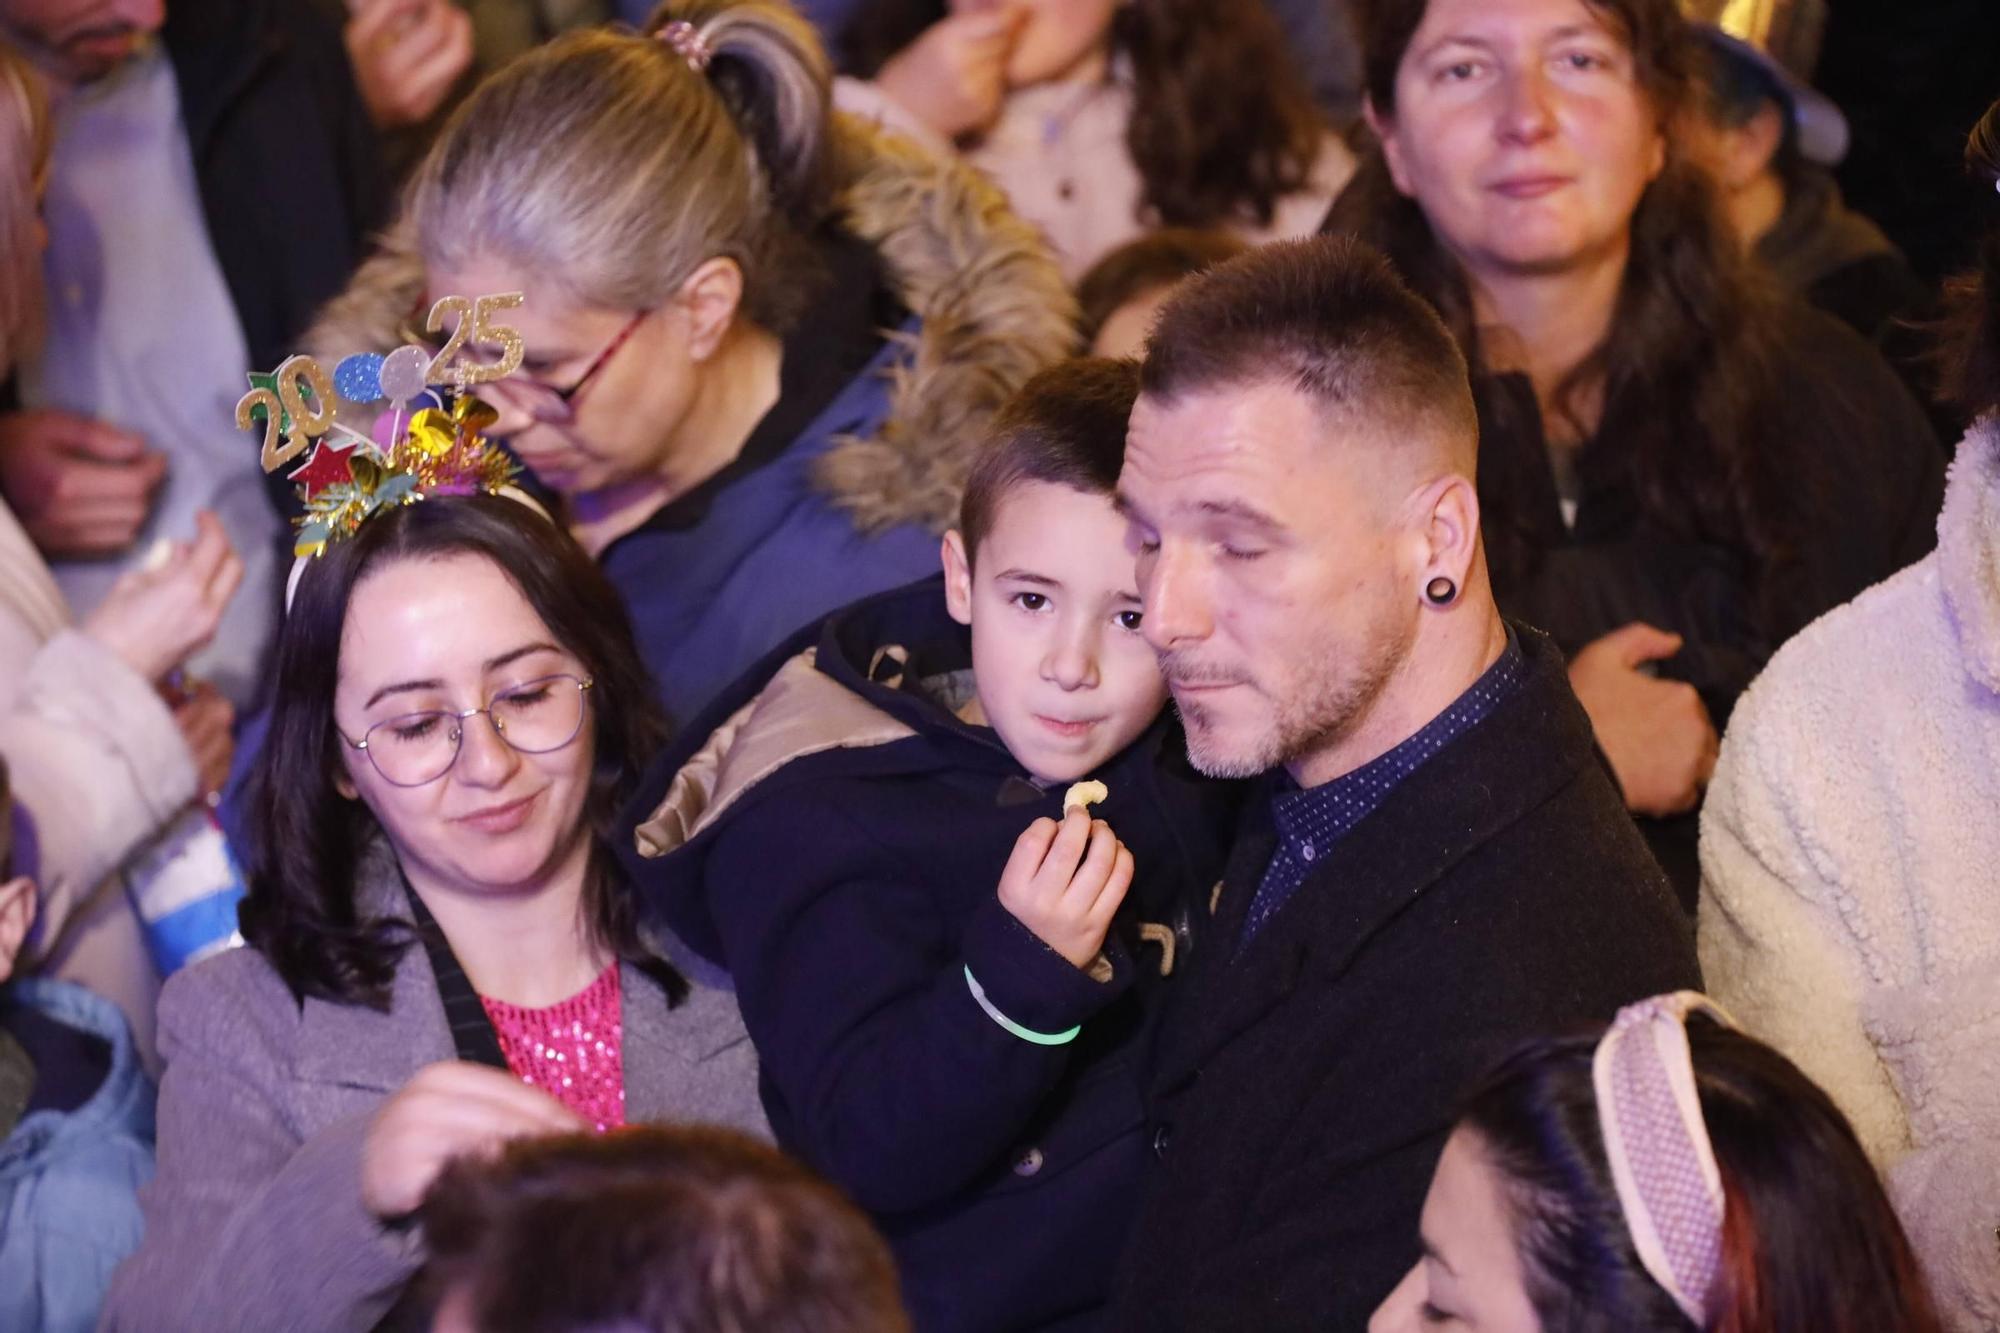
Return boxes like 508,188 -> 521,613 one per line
340,674 -> 595,788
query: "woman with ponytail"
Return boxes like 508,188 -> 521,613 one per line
309,0 -> 1075,724
1696,100 -> 2000,1331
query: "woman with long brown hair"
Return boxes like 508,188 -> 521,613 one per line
836,0 -> 1353,279
1327,0 -> 1943,901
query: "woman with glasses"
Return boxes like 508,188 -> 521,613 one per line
102,495 -> 768,1331
308,0 -> 1075,724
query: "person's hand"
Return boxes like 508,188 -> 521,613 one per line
996,807 -> 1135,970
360,1061 -> 583,1220
874,7 -> 1026,141
1568,623 -> 1719,817
81,510 -> 242,685
0,408 -> 165,558
169,681 -> 235,801
344,0 -> 475,132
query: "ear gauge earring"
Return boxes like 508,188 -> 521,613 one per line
1425,576 -> 1458,606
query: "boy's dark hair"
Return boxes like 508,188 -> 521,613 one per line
421,1125 -> 909,1333
1075,229 -> 1249,344
1140,235 -> 1478,459
958,356 -> 1142,564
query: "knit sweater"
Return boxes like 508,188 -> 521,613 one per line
1699,415 -> 2000,1330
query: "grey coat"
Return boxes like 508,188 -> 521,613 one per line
99,865 -> 766,1333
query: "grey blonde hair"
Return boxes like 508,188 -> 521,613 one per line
409,0 -> 832,331
0,43 -> 49,375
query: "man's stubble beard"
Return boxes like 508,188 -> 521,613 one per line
1175,607 -> 1413,782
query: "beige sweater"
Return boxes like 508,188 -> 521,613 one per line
1700,417 -> 2000,1330
0,499 -> 192,1066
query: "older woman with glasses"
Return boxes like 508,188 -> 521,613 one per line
309,0 -> 1074,724
102,493 -> 768,1331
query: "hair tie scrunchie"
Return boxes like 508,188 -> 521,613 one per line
1592,990 -> 1738,1326
658,19 -> 712,73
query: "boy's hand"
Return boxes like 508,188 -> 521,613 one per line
997,808 -> 1134,971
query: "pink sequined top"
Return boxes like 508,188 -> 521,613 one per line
480,964 -> 626,1131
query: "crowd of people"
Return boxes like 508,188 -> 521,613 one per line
0,0 -> 1993,1329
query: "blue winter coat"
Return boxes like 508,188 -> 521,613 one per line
621,577 -> 1243,1332
597,328 -> 942,724
0,977 -> 154,1333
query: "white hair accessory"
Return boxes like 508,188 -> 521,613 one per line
1592,991 -> 1738,1325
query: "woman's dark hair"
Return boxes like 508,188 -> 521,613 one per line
1459,1019 -> 1944,1333
1940,99 -> 2000,419
421,1125 -> 910,1333
239,496 -> 676,1009
843,0 -> 1326,230
1333,0 -> 1809,620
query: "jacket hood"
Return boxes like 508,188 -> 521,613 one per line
630,576 -> 1009,866
303,117 -> 1076,535
1937,414 -> 2000,693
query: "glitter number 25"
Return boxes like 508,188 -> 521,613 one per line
425,292 -> 526,386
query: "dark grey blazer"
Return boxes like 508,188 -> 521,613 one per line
100,862 -> 767,1332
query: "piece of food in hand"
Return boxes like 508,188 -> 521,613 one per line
1063,780 -> 1109,818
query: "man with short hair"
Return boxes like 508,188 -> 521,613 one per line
1106,235 -> 1699,1331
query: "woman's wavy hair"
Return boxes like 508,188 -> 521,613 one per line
1330,0 -> 1807,617
239,496 -> 675,1010
843,0 -> 1326,230
1940,98 -> 2000,420
1461,1019 -> 1944,1333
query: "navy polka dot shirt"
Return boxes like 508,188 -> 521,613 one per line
1239,632 -> 1527,946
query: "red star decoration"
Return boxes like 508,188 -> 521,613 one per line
289,439 -> 358,500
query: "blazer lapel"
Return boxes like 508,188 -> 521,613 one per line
291,940 -> 454,1095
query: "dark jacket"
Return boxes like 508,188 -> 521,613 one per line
1477,304 -> 1945,900
621,577 -> 1242,1333
164,0 -> 387,375
1755,167 -> 1955,444
1106,625 -> 1700,1332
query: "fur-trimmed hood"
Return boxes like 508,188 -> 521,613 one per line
303,117 -> 1077,534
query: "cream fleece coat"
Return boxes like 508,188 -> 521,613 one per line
1700,416 -> 2000,1331
0,500 -> 192,1068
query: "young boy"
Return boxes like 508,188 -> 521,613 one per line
621,358 -> 1239,1333
0,760 -> 155,1332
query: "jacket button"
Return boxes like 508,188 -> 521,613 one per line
1152,1124 -> 1172,1159
1012,1146 -> 1045,1177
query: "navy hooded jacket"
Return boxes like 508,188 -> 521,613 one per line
620,577 -> 1242,1332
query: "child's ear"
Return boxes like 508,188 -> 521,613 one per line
0,876 -> 39,984
941,530 -> 975,627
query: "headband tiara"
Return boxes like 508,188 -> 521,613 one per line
234,291 -> 549,607
1592,991 -> 1737,1325
658,19 -> 712,72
